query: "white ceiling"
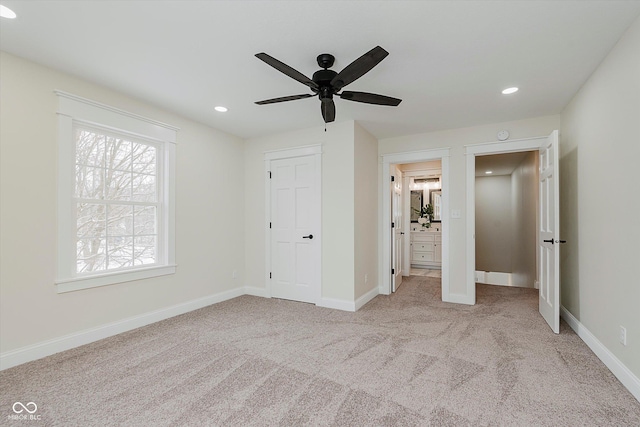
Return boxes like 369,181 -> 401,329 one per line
1,1 -> 639,140
475,152 -> 529,176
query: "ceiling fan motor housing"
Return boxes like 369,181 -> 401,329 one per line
312,69 -> 338,100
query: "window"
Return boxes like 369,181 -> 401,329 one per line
75,126 -> 160,273
56,91 -> 177,292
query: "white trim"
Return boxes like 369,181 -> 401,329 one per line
402,169 -> 442,178
55,92 -> 177,293
465,134 -> 549,305
355,287 -> 379,311
264,159 -> 273,299
402,168 -> 442,275
380,148 -> 451,302
264,144 -> 322,305
317,297 -> 355,312
56,265 -> 177,293
561,306 -> 640,403
464,135 -> 546,155
446,293 -> 475,305
263,144 -> 322,160
244,286 -> 269,298
54,90 -> 180,135
319,287 -> 380,312
465,152 -> 477,305
0,287 -> 244,371
382,147 -> 451,164
440,155 -> 451,302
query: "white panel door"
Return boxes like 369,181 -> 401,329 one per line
270,155 -> 319,304
538,131 -> 560,333
392,168 -> 403,292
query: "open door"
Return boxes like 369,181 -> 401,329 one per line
392,168 -> 403,292
538,130 -> 561,333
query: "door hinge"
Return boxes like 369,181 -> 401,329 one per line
391,222 -> 395,228
391,175 -> 395,182
269,222 -> 272,229
268,171 -> 272,179
392,268 -> 395,274
269,272 -> 272,279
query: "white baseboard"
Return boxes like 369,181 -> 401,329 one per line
355,287 -> 379,311
317,297 -> 355,312
244,286 -> 269,298
378,285 -> 390,296
444,293 -> 474,305
561,305 -> 640,402
0,287 -> 245,371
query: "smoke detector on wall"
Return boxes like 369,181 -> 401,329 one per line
497,130 -> 510,141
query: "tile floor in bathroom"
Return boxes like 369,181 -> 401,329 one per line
409,267 -> 442,278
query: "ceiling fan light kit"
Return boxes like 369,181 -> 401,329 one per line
255,46 -> 402,124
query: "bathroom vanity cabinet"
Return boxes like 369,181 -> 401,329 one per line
410,231 -> 441,268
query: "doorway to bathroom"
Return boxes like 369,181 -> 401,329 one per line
401,161 -> 443,283
381,148 -> 451,302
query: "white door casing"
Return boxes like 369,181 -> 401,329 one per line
265,145 -> 321,304
392,167 -> 403,292
538,131 -> 560,333
402,175 -> 412,275
465,131 -> 560,332
380,148 -> 451,298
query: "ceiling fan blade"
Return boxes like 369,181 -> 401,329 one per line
255,94 -> 314,105
330,46 -> 389,90
255,53 -> 319,90
340,91 -> 402,106
321,99 -> 336,123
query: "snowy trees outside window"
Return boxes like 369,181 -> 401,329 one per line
74,127 -> 159,273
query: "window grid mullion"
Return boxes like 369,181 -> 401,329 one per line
129,142 -> 134,266
74,124 -> 161,275
105,203 -> 110,270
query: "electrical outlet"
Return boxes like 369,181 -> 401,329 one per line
232,270 -> 237,280
365,274 -> 368,284
619,326 -> 627,346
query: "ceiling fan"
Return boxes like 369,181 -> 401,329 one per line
254,46 -> 402,123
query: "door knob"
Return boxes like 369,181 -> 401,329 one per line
303,234 -> 313,239
544,239 -> 567,244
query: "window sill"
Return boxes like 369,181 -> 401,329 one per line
55,264 -> 177,293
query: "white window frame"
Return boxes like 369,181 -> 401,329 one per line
55,91 -> 177,293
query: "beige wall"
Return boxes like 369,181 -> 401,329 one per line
560,16 -> 640,377
379,115 -> 561,296
244,121 -> 356,303
511,151 -> 538,288
354,123 -> 379,300
475,175 -> 512,272
0,53 -> 245,354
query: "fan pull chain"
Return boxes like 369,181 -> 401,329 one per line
324,123 -> 327,132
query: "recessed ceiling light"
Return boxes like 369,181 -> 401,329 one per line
214,106 -> 228,113
485,171 -> 493,174
0,5 -> 17,19
502,87 -> 519,95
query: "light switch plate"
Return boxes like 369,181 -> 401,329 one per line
451,209 -> 461,219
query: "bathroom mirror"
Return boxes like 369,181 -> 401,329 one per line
430,190 -> 442,222
410,191 -> 422,222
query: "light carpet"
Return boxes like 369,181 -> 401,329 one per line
1,276 -> 639,426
